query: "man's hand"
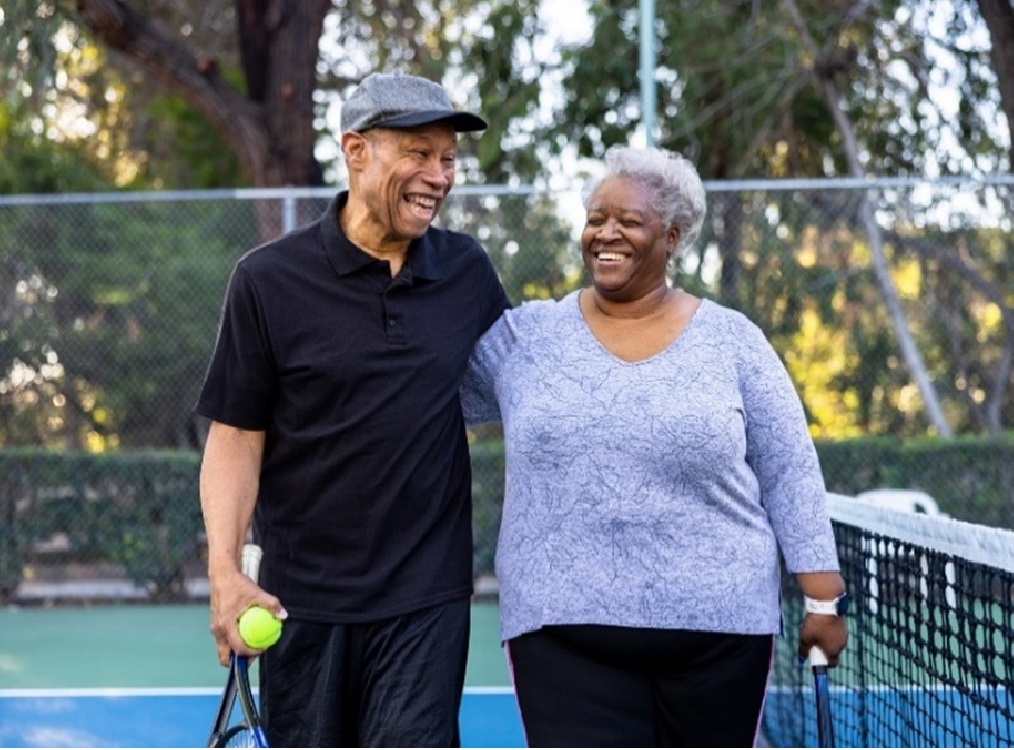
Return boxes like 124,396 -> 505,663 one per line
208,565 -> 285,665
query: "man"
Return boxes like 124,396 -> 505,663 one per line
196,72 -> 510,747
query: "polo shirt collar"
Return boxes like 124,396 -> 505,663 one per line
321,191 -> 444,281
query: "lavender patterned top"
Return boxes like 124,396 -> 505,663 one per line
461,291 -> 840,642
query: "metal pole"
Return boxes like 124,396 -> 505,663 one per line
639,0 -> 656,147
283,194 -> 297,233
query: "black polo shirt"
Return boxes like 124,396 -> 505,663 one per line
196,191 -> 510,622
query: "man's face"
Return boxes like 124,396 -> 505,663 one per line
355,123 -> 458,241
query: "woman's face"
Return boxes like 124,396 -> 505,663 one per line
580,176 -> 679,302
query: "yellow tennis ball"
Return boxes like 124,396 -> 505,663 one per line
237,606 -> 282,650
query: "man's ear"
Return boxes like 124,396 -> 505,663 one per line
341,132 -> 368,172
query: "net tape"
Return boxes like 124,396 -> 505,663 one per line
827,493 -> 1014,573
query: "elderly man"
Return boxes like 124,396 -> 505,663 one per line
197,73 -> 510,747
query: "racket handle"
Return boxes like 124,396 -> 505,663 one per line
242,543 -> 263,581
809,645 -> 829,668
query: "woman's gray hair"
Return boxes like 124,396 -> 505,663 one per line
581,146 -> 707,258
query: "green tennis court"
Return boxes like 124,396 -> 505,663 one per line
0,601 -> 525,747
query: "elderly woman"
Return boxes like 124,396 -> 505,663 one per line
462,146 -> 847,747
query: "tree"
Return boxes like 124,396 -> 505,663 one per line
0,100 -> 115,447
782,0 -> 952,436
1,1 -> 548,189
2,0 -> 551,239
0,0 -> 570,450
889,226 -> 1014,434
972,0 -> 1014,169
551,0 -> 1010,436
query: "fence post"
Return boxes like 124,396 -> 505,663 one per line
283,194 -> 297,234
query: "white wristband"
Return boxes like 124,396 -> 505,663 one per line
804,594 -> 848,616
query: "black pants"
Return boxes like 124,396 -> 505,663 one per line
507,625 -> 774,748
260,598 -> 470,748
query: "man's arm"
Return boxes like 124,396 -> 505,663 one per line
200,420 -> 283,664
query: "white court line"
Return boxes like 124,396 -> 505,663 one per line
0,686 -> 514,698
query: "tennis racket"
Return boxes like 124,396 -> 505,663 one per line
809,645 -> 835,748
206,544 -> 270,748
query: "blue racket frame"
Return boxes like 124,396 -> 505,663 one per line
810,646 -> 836,748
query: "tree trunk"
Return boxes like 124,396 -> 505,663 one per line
783,0 -> 954,437
70,0 -> 331,237
892,231 -> 1014,436
976,0 -> 1014,169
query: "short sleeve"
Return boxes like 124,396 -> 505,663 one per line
194,262 -> 278,429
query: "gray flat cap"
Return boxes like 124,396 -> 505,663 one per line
342,72 -> 488,133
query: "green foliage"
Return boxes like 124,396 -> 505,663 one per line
469,435 -> 505,575
1,432 -> 1012,598
3,0 -> 554,190
469,4 -> 544,182
0,2 -> 65,104
0,100 -> 112,194
319,0 -> 547,183
0,196 -> 253,448
681,183 -> 1014,437
1,0 -> 248,190
3,1 -> 1009,184
444,191 -> 582,304
554,1 -> 639,158
0,448 -> 203,600
0,3 -> 1010,448
817,432 -> 1014,529
135,89 -> 244,190
550,0 -> 1004,180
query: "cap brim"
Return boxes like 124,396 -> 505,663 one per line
373,110 -> 489,132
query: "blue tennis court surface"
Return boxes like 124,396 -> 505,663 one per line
0,688 -> 524,748
765,686 -> 1013,748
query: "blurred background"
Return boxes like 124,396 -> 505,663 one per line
0,0 -> 1011,603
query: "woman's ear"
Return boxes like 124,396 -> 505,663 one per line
668,225 -> 680,254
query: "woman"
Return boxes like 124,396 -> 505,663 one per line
462,146 -> 848,747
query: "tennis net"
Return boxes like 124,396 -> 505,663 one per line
763,493 -> 1014,748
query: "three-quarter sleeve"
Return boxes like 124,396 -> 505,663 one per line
460,312 -> 513,427
738,320 -> 840,573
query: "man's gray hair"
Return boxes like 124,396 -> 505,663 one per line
582,146 -> 707,257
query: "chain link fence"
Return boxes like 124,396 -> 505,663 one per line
1,177 -> 1011,602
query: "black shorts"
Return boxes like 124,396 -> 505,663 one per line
259,598 -> 470,747
507,625 -> 774,748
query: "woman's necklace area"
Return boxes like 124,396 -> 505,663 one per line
589,287 -> 676,321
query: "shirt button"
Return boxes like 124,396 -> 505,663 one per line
388,318 -> 397,326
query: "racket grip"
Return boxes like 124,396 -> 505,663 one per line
241,543 -> 263,581
809,645 -> 829,668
